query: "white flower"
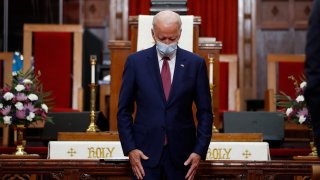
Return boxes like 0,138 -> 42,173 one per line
15,84 -> 25,92
41,104 -> 48,113
28,94 -> 38,101
296,95 -> 305,102
3,92 -> 14,101
26,112 -> 35,121
15,102 -> 24,110
300,81 -> 307,89
23,79 -> 32,84
298,115 -> 306,124
0,103 -> 3,109
286,107 -> 293,116
3,116 -> 12,125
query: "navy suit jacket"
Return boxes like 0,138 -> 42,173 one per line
117,45 -> 213,167
305,0 -> 320,151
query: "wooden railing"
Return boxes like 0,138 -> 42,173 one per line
0,159 -> 320,179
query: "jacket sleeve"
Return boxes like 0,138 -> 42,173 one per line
193,58 -> 213,159
305,0 -> 320,143
117,56 -> 137,155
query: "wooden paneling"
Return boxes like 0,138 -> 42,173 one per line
0,159 -> 319,179
254,0 -> 312,99
109,0 -> 128,40
259,0 -> 291,29
238,0 -> 257,109
108,41 -> 131,131
257,0 -> 312,29
294,0 -> 312,28
212,133 -> 263,142
83,0 -> 109,27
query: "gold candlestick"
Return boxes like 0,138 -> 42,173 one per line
208,54 -> 219,133
86,56 -> 100,132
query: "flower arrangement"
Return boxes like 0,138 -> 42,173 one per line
0,68 -> 53,126
276,75 -> 311,127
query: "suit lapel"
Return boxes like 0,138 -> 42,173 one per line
146,46 -> 167,104
167,48 -> 186,105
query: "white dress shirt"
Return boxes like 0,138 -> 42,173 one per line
157,51 -> 176,83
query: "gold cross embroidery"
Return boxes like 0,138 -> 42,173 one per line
242,149 -> 252,159
67,148 -> 77,157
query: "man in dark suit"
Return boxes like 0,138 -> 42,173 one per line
117,10 -> 213,179
305,0 -> 320,157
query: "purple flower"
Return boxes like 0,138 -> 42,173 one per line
16,110 -> 26,119
24,103 -> 38,113
16,93 -> 28,101
0,69 -> 52,126
41,111 -> 47,119
25,84 -> 31,91
298,107 -> 309,117
1,106 -> 11,115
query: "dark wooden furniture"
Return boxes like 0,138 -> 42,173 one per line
0,159 -> 319,179
0,52 -> 13,146
58,131 -> 119,141
212,133 -> 263,142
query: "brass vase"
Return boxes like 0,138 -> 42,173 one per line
309,129 -> 318,156
14,124 -> 27,155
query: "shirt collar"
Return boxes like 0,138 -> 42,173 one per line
156,49 -> 176,61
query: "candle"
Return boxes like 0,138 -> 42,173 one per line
91,64 -> 95,84
90,55 -> 97,84
209,62 -> 213,85
208,54 -> 214,85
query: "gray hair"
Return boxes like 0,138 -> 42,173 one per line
152,10 -> 182,30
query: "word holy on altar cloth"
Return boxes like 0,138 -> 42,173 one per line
87,147 -> 115,159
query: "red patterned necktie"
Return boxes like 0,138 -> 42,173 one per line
161,56 -> 171,101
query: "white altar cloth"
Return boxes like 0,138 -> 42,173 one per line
48,141 -> 127,160
206,142 -> 270,161
48,141 -> 270,161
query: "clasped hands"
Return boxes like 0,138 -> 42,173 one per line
128,149 -> 200,180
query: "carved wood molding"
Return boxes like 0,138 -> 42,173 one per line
257,0 -> 312,29
83,0 -> 109,27
0,159 -> 319,179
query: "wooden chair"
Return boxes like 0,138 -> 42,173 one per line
0,52 -> 13,146
23,24 -> 84,112
265,54 -> 309,150
265,54 -> 305,111
219,54 -> 241,112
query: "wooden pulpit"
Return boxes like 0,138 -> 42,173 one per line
108,16 -> 222,131
0,52 -> 13,146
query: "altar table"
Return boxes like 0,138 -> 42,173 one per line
48,141 -> 270,160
